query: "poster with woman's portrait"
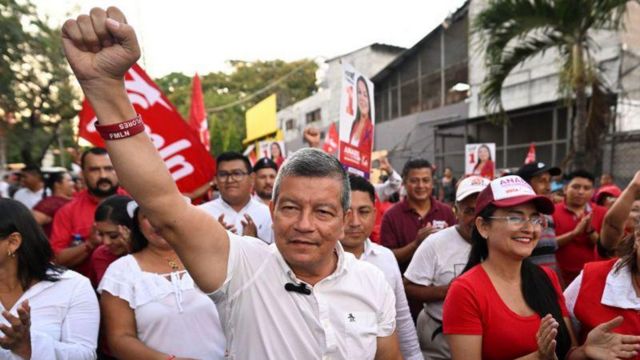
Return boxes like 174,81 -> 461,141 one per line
465,143 -> 496,180
338,63 -> 375,178
258,140 -> 286,168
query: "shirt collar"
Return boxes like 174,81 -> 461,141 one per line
219,197 -> 252,213
401,197 -> 437,213
360,238 -> 381,260
274,242 -> 348,284
561,201 -> 592,215
601,259 -> 640,310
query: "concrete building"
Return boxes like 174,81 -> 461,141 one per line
373,0 -> 640,184
277,44 -> 404,151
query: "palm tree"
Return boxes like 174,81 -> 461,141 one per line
474,0 -> 635,171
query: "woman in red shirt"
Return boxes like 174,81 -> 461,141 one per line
90,195 -> 133,287
349,76 -> 374,153
443,175 -> 640,360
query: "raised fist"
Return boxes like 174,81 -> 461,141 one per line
62,7 -> 140,86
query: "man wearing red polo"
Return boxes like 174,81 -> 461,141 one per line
380,159 -> 456,271
50,147 -> 125,282
553,169 -> 607,285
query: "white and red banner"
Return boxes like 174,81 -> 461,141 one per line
78,64 -> 216,193
338,64 -> 375,178
323,122 -> 339,155
524,143 -> 536,164
188,74 -> 210,152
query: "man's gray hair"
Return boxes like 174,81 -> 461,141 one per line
272,148 -> 350,211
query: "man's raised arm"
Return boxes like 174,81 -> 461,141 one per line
61,7 -> 228,292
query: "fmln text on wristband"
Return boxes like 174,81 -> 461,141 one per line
95,114 -> 145,140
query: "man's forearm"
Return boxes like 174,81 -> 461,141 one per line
556,231 -> 575,247
391,241 -> 418,266
601,185 -> 638,249
55,246 -> 90,268
85,85 -> 184,223
404,280 -> 449,303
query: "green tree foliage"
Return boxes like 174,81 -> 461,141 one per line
474,0 -> 633,171
0,0 -> 79,166
156,59 -> 318,155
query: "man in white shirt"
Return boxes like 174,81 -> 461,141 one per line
404,175 -> 489,359
199,152 -> 274,244
60,10 -> 402,358
252,157 -> 278,206
13,165 -> 47,209
341,175 -> 422,360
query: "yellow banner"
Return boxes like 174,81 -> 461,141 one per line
244,94 -> 277,144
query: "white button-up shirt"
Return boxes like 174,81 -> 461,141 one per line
199,197 -> 273,244
359,239 -> 422,360
209,233 -> 396,359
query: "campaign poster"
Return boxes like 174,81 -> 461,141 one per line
338,63 -> 375,178
465,143 -> 496,179
258,140 -> 286,168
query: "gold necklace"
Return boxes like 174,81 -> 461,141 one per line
166,258 -> 180,271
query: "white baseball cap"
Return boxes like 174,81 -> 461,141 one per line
456,176 -> 491,202
475,175 -> 554,216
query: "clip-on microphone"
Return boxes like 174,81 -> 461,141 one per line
284,282 -> 311,295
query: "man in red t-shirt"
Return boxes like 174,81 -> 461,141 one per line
553,170 -> 607,285
50,147 -> 124,281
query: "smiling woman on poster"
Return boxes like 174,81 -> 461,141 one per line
349,76 -> 374,151
472,144 -> 494,179
270,142 -> 284,168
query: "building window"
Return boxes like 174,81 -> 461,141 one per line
305,109 -> 321,124
285,119 -> 295,130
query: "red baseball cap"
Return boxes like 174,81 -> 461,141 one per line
475,175 -> 555,217
595,185 -> 622,204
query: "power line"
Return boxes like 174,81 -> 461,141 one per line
205,60 -> 317,114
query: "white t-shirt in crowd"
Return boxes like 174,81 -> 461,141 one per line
199,197 -> 274,244
12,187 -> 47,209
0,269 -> 99,360
209,233 -> 396,359
404,226 -> 471,320
98,255 -> 225,360
359,239 -> 422,360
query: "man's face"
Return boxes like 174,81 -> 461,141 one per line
82,153 -> 119,198
530,172 -> 552,197
271,176 -> 345,273
20,172 -> 42,190
404,167 -> 433,202
254,168 -> 277,202
565,177 -> 594,208
455,194 -> 478,241
342,190 -> 376,251
216,160 -> 253,206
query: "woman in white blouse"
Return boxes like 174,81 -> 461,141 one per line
98,201 -> 225,359
0,198 -> 99,359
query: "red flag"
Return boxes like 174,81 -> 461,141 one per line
78,64 -> 216,193
524,143 -> 536,164
188,74 -> 210,151
323,122 -> 339,154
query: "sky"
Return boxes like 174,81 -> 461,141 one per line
33,0 -> 467,78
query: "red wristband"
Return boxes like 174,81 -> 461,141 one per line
166,356 -> 176,360
95,115 -> 145,140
